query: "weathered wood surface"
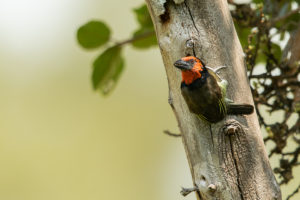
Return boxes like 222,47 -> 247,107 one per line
145,0 -> 281,199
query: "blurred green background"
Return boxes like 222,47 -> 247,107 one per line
0,0 -> 298,200
0,0 -> 194,200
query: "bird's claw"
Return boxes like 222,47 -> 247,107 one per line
206,65 -> 227,81
206,65 -> 227,74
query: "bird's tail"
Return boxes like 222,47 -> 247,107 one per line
227,103 -> 254,115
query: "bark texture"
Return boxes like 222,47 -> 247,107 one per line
145,0 -> 281,199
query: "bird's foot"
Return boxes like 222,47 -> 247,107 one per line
206,65 -> 227,80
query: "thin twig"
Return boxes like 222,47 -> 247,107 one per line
180,186 -> 199,196
163,130 -> 182,137
272,8 -> 300,25
249,74 -> 296,79
286,184 -> 300,200
112,30 -> 155,48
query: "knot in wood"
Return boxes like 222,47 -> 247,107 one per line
223,120 -> 243,136
185,39 -> 195,56
208,184 -> 217,193
186,39 -> 194,48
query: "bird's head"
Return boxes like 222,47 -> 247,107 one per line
174,56 -> 205,85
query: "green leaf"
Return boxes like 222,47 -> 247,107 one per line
256,43 -> 267,64
271,43 -> 282,61
280,31 -> 286,41
92,46 -> 124,95
286,13 -> 300,31
77,21 -> 111,49
256,52 -> 267,64
234,22 -> 251,48
131,28 -> 157,49
133,4 -> 153,28
255,43 -> 282,64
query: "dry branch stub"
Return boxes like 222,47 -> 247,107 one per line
146,0 -> 281,199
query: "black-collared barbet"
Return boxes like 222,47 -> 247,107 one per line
174,56 -> 254,123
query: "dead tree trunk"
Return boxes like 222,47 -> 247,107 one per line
145,0 -> 281,199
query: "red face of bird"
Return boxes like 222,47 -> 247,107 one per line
173,56 -> 204,85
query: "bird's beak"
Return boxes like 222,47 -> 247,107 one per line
173,59 -> 192,70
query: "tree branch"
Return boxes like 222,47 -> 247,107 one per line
163,130 -> 181,137
146,0 -> 281,199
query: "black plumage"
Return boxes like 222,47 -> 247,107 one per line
174,56 -> 253,123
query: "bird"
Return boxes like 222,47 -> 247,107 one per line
173,56 -> 254,123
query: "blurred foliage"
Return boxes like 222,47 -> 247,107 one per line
230,1 -> 300,199
77,1 -> 300,199
132,5 -> 157,48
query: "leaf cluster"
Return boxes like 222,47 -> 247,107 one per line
76,4 -> 156,95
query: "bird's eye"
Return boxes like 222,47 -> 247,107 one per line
188,59 -> 194,64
